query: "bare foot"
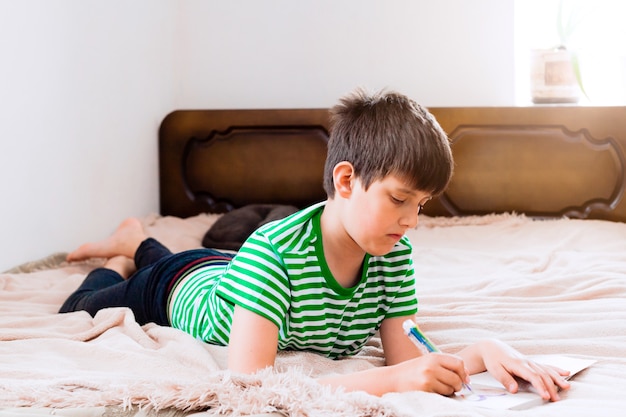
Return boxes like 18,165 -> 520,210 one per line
67,218 -> 147,262
104,256 -> 137,279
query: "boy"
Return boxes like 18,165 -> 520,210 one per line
61,88 -> 570,399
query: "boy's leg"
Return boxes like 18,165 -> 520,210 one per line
60,245 -> 182,325
134,238 -> 174,270
66,218 -> 147,262
60,248 -> 235,326
59,256 -> 158,324
58,257 -> 130,316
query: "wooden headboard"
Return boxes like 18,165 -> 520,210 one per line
159,106 -> 626,222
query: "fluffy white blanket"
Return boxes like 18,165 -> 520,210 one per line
1,213 -> 625,416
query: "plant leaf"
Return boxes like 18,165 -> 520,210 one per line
570,52 -> 590,101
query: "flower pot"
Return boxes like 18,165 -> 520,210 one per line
530,48 -> 581,104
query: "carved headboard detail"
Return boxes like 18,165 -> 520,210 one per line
438,124 -> 625,218
159,106 -> 626,222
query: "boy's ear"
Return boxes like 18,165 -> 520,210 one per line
333,161 -> 354,198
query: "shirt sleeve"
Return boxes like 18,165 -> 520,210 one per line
215,230 -> 291,328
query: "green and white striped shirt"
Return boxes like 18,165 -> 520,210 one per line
168,202 -> 418,359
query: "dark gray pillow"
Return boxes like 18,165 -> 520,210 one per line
202,204 -> 299,251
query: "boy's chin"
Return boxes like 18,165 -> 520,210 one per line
365,245 -> 396,257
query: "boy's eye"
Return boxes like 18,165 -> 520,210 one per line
391,196 -> 405,204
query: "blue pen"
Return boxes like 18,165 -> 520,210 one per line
402,319 -> 474,394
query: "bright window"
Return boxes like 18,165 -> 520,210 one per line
515,0 -> 626,105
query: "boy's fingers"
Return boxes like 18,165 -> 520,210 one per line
432,353 -> 469,392
493,366 -> 519,393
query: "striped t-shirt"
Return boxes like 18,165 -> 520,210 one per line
168,202 -> 418,359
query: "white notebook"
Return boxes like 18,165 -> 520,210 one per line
455,355 -> 596,410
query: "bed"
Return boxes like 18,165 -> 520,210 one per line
1,105 -> 625,417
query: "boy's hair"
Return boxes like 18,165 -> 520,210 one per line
323,88 -> 454,198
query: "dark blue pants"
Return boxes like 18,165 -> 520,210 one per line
59,238 -> 233,326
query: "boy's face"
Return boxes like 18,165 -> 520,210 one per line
344,174 -> 431,256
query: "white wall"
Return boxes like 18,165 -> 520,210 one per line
0,0 -> 179,271
179,0 -> 515,108
0,0 -> 514,272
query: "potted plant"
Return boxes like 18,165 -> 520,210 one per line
530,0 -> 588,104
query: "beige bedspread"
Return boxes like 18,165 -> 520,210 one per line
1,213 -> 625,416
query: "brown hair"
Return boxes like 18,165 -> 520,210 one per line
323,88 -> 454,198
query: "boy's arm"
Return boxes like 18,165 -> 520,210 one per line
227,309 -> 468,396
321,315 -> 468,396
378,315 -> 423,365
315,316 -> 421,395
228,304 -> 279,373
317,352 -> 468,396
381,316 -> 569,401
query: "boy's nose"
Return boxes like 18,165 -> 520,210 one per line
400,211 -> 419,229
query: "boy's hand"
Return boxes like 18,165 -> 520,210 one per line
389,352 -> 470,396
476,339 -> 571,401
